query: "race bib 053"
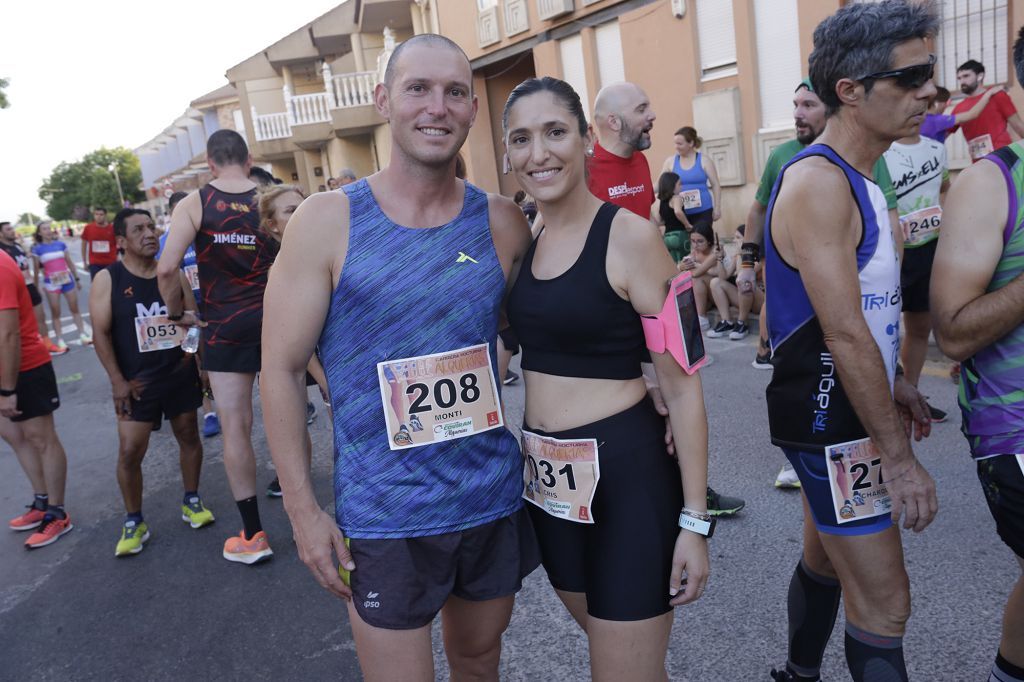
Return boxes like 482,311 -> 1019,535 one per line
377,343 -> 503,451
826,438 -> 891,524
135,315 -> 183,353
522,431 -> 600,524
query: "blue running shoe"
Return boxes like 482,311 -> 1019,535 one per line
202,413 -> 221,438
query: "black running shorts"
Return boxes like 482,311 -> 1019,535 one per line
128,360 -> 203,429
900,240 -> 937,313
203,340 -> 261,374
26,283 -> 42,307
11,362 -> 60,423
977,454 -> 1024,558
345,508 -> 539,630
525,396 -> 684,621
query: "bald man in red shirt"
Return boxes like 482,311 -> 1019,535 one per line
586,82 -> 656,218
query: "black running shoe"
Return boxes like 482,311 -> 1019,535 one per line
707,486 -> 745,517
266,477 -> 283,498
707,320 -> 735,338
503,370 -> 520,386
306,401 -> 317,425
928,403 -> 947,423
770,666 -> 820,682
752,338 -> 772,370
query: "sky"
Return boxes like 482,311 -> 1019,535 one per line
0,0 -> 344,222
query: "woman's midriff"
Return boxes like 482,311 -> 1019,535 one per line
521,371 -> 648,432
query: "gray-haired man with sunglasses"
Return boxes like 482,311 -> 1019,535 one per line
763,2 -> 939,681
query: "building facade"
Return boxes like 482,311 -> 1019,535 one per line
134,84 -> 242,218
226,0 -> 424,192
135,0 -> 1023,229
439,0 -> 1023,231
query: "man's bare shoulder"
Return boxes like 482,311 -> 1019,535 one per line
293,190 -> 351,230
943,157 -> 1007,235
955,156 -> 1007,192
774,157 -> 852,214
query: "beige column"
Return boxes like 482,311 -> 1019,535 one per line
352,34 -> 367,72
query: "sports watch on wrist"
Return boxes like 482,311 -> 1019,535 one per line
678,508 -> 716,538
0,387 -> 16,397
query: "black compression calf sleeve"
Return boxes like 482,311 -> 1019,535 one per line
236,496 -> 263,540
787,559 -> 841,679
992,651 -> 1024,682
844,623 -> 908,682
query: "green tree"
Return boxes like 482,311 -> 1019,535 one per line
16,212 -> 42,226
38,147 -> 144,221
0,77 -> 9,109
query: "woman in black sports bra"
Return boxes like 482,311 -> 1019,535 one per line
503,77 -> 710,680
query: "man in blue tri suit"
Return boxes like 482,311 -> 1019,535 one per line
764,3 -> 938,681
259,34 -> 538,680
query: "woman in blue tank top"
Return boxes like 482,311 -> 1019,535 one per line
660,126 -> 721,233
503,76 -> 711,680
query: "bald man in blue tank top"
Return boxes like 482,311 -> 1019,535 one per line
260,34 -> 538,680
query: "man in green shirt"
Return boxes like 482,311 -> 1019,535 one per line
741,78 -> 900,489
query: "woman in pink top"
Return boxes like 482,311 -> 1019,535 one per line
31,221 -> 91,349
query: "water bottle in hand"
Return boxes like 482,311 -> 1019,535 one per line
182,326 -> 201,354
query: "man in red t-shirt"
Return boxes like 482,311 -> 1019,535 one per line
586,82 -> 656,219
0,251 -> 74,548
81,207 -> 118,279
952,59 -> 1024,161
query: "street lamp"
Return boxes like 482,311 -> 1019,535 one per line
107,163 -> 125,208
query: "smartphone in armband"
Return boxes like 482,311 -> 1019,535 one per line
674,274 -> 707,368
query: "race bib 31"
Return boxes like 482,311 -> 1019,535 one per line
522,430 -> 600,524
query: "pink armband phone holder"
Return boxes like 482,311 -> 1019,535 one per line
640,271 -> 707,375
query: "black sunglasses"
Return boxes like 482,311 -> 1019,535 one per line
859,54 -> 936,90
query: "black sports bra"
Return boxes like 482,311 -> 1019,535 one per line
506,202 -> 647,380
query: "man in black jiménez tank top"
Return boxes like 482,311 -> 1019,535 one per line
156,130 -> 274,565
89,209 -> 210,557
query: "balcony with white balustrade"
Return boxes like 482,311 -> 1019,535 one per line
251,60 -> 385,148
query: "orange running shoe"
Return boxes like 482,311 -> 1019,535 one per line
222,530 -> 273,565
9,506 -> 46,531
24,514 -> 73,548
43,338 -> 68,356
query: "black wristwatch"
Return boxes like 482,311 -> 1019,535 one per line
0,387 -> 16,397
167,311 -> 184,322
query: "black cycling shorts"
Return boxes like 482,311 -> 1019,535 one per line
525,396 -> 683,621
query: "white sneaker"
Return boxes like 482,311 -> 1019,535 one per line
698,315 -> 710,331
774,462 -> 801,489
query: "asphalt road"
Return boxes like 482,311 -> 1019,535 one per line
0,266 -> 1016,680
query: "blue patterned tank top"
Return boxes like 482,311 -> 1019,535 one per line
319,178 -> 522,538
959,143 -> 1024,458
